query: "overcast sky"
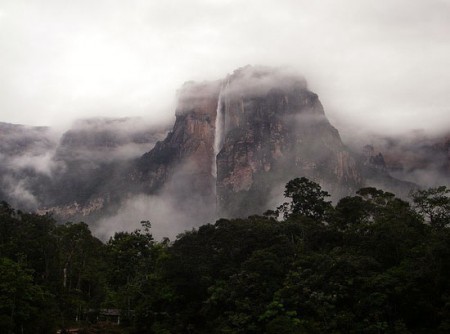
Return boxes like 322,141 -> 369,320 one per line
1,0 -> 449,134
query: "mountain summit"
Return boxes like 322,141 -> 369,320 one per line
132,66 -> 362,218
0,66 -> 420,232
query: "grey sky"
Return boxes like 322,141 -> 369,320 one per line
1,0 -> 449,134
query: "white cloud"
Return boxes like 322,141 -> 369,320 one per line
9,152 -> 56,176
0,0 -> 449,134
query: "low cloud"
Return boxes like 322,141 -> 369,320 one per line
9,152 -> 57,176
1,175 -> 39,209
346,131 -> 450,189
55,117 -> 168,161
1,1 -> 449,135
0,117 -> 169,211
92,155 -> 218,241
92,192 -> 213,241
223,66 -> 307,97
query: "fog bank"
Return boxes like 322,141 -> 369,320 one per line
1,0 -> 449,135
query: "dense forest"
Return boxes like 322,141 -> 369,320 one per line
0,178 -> 449,333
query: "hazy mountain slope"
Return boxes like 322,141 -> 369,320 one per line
132,66 -> 411,219
353,132 -> 449,189
0,118 -> 168,215
1,67 -> 442,236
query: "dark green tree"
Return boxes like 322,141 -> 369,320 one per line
54,222 -> 106,324
411,185 -> 450,228
0,257 -> 54,334
105,221 -> 156,325
277,177 -> 332,221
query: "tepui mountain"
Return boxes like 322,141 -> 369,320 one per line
2,65 -> 445,232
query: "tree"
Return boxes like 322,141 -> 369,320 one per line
105,221 -> 155,323
0,257 -> 54,334
277,177 -> 332,221
54,222 -> 106,324
332,195 -> 370,230
411,186 -> 450,228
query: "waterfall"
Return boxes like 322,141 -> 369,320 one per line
212,86 -> 225,178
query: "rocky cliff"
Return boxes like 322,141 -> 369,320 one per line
215,66 -> 361,216
133,81 -> 220,195
357,132 -> 450,189
0,118 -> 167,215
1,66 -> 428,226
134,66 -> 363,217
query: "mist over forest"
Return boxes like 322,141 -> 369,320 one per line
1,177 -> 449,333
0,1 -> 449,333
0,67 -> 448,240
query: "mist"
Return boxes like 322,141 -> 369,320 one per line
0,117 -> 168,211
1,0 -> 449,136
55,117 -> 168,161
92,159 -> 217,241
1,0 -> 449,240
92,192 -> 213,242
351,132 -> 450,188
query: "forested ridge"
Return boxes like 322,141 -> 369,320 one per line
0,178 -> 449,333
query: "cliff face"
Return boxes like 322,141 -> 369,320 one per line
135,66 -> 362,217
358,133 -> 450,189
1,67 -> 430,226
215,66 -> 361,216
133,81 -> 221,209
0,118 -> 167,217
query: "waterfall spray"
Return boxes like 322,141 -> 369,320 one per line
212,84 -> 226,178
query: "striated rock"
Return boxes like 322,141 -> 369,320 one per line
2,66 -> 428,226
215,66 -> 362,216
132,81 -> 221,215
135,66 -> 363,218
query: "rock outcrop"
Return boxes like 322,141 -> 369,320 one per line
2,66 -> 429,225
133,81 -> 221,196
0,118 -> 167,215
135,66 -> 363,217
215,66 -> 361,216
358,132 -> 450,188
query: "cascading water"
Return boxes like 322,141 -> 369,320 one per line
212,85 -> 226,178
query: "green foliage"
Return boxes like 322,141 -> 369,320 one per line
411,185 -> 450,228
0,257 -> 54,334
277,177 -> 332,221
1,179 -> 449,333
0,203 -> 106,332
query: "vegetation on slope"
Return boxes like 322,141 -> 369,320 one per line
0,178 -> 449,333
